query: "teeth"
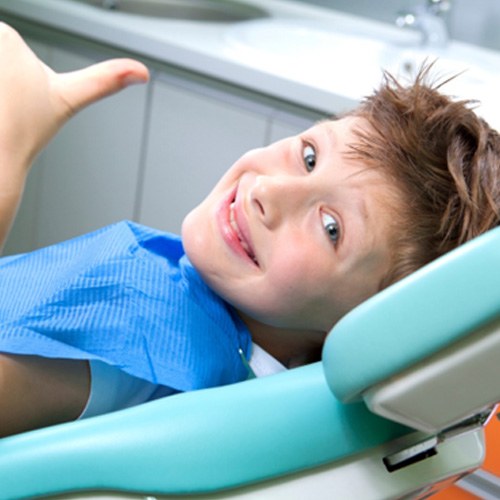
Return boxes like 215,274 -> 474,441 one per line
229,202 -> 258,264
229,202 -> 239,234
229,203 -> 244,242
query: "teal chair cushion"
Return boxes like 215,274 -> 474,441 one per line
3,229 -> 499,498
323,227 -> 500,403
0,364 -> 410,498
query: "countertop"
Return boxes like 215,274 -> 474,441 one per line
0,0 -> 499,125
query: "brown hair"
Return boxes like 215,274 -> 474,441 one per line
346,64 -> 500,289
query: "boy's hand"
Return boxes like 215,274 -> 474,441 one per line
0,22 -> 149,249
0,22 -> 149,169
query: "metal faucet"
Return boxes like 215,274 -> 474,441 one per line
101,0 -> 119,10
396,0 -> 451,49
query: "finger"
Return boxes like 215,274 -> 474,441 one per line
53,58 -> 149,117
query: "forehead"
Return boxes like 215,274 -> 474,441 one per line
309,116 -> 393,199
315,118 -> 400,281
308,116 -> 365,152
306,118 -> 385,180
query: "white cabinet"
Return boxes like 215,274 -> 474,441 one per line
137,74 -> 272,233
268,109 -> 320,143
137,74 -> 324,234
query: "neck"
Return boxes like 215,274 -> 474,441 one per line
239,312 -> 326,368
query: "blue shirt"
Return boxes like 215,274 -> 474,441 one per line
0,221 -> 252,391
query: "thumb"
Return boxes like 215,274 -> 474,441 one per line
52,58 -> 149,117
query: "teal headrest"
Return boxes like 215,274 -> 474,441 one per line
322,227 -> 500,403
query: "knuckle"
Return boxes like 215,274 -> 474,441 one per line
0,22 -> 17,39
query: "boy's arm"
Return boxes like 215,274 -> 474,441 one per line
0,22 -> 149,250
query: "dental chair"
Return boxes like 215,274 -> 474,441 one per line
0,227 -> 499,500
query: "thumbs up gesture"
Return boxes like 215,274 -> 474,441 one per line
0,22 -> 149,248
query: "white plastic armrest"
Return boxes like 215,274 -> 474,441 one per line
364,317 -> 500,434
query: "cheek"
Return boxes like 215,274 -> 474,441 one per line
254,249 -> 335,326
182,204 -> 220,283
181,206 -> 205,263
268,255 -> 312,297
263,240 -> 380,330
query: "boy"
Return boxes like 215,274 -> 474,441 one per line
0,24 -> 498,436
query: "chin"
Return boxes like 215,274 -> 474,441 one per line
180,210 -> 191,242
180,209 -> 202,263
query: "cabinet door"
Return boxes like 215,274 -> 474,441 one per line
138,76 -> 270,234
268,109 -> 324,144
33,46 -> 147,248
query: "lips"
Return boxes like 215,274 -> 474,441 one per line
229,201 -> 258,264
218,186 -> 258,266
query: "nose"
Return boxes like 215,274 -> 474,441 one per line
249,174 -> 310,229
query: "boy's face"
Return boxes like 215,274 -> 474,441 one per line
182,117 -> 397,333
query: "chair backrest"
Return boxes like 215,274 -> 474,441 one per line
323,227 -> 500,433
0,363 -> 412,499
1,229 -> 498,499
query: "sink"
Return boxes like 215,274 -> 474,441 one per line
225,19 -> 500,101
224,19 -> 416,98
225,19 -> 419,59
383,48 -> 493,84
224,19 -> 420,81
73,0 -> 267,22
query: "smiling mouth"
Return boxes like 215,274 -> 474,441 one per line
229,201 -> 259,266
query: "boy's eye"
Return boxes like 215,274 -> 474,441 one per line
303,144 -> 316,172
322,212 -> 340,244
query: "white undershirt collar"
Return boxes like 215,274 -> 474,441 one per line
249,343 -> 287,377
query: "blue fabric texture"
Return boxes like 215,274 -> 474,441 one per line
0,221 -> 252,391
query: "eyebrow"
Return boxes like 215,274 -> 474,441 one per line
321,121 -> 337,149
354,192 -> 369,224
319,123 -> 372,248
316,122 -> 367,212
340,173 -> 373,246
